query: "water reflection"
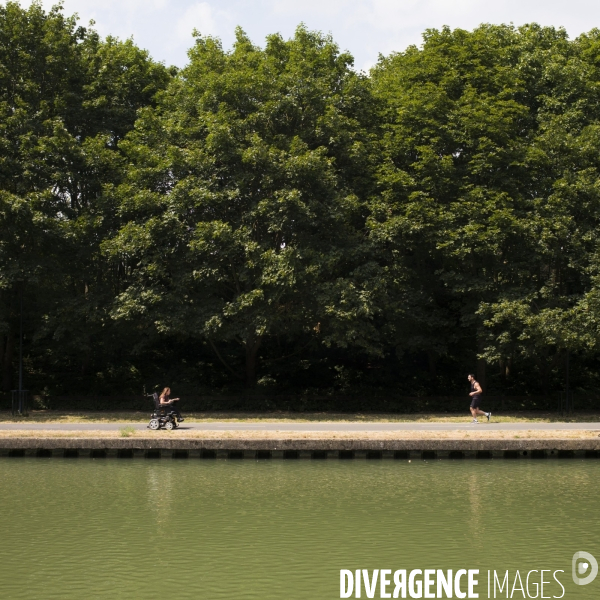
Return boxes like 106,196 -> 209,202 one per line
468,473 -> 483,550
0,459 -> 597,599
147,463 -> 174,526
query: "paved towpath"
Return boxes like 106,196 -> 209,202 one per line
0,422 -> 598,432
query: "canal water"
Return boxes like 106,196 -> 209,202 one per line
0,458 -> 598,599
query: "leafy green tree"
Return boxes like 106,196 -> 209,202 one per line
0,1 -> 86,390
42,33 -> 173,384
476,28 -> 600,391
6,7 -> 600,400
106,26 -> 381,387
0,1 -> 171,392
371,24 -> 600,393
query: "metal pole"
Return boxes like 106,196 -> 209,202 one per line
565,350 -> 570,416
18,288 -> 23,414
18,288 -> 23,394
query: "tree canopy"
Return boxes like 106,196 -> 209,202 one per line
105,26 -> 382,388
3,3 -> 600,404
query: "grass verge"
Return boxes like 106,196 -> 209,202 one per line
1,411 -> 599,424
0,429 -> 598,440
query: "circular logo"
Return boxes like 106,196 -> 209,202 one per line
572,552 -> 598,586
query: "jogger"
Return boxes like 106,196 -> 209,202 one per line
467,374 -> 491,423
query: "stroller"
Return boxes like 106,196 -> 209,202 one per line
147,393 -> 181,430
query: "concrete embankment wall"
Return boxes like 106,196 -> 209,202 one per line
1,438 -> 599,459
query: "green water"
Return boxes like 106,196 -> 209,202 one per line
0,458 -> 598,599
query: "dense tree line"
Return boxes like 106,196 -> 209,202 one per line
3,2 -> 600,402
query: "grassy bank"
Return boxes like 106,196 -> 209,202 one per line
0,429 -> 597,440
0,411 -> 599,424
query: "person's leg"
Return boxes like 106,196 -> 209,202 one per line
470,406 -> 478,421
475,408 -> 491,421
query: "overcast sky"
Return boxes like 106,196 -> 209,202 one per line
15,0 -> 600,71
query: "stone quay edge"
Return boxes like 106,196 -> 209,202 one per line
0,437 -> 599,452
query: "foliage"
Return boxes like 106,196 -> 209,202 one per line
0,1 -> 171,392
104,26 -> 384,387
3,4 -> 600,403
371,24 -> 600,395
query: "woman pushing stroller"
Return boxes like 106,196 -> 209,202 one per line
160,387 -> 184,422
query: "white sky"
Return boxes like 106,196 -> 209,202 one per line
14,0 -> 600,71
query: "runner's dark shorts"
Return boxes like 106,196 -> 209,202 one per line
470,396 -> 481,409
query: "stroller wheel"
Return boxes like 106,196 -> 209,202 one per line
148,419 -> 160,430
164,421 -> 175,431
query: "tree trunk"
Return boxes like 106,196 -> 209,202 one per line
477,358 -> 486,391
476,336 -> 486,390
538,355 -> 550,398
245,336 -> 262,389
427,351 -> 437,377
81,341 -> 91,377
2,332 -> 15,392
541,367 -> 550,398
